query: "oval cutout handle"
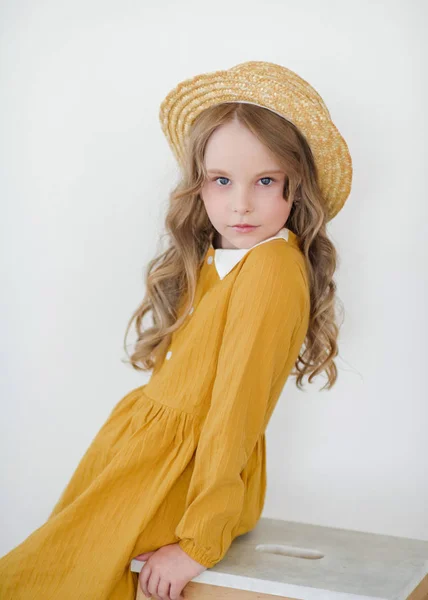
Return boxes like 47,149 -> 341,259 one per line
255,543 -> 324,560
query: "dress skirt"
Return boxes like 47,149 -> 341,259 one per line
0,385 -> 202,600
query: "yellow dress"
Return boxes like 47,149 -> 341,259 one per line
0,228 -> 310,599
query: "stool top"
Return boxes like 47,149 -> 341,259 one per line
130,517 -> 428,599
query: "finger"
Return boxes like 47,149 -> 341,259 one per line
157,578 -> 171,600
139,564 -> 152,598
148,572 -> 161,599
169,581 -> 185,600
134,551 -> 154,560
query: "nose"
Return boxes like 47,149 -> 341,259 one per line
230,186 -> 254,213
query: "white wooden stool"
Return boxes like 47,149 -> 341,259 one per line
130,517 -> 428,599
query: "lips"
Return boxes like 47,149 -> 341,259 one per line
231,225 -> 258,233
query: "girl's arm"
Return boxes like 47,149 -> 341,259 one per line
174,243 -> 309,569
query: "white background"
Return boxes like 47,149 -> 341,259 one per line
1,0 -> 427,556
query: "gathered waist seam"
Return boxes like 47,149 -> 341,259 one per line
140,387 -> 205,420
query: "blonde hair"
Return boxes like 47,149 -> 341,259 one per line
123,102 -> 343,390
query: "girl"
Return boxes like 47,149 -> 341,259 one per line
0,60 -> 352,600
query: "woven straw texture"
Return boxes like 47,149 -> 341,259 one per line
159,60 -> 353,221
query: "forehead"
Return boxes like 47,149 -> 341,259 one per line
204,122 -> 282,173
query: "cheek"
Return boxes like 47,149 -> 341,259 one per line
201,193 -> 223,221
202,187 -> 222,207
260,194 -> 289,216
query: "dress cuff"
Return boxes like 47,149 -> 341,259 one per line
178,539 -> 217,569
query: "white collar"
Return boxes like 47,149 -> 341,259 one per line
210,227 -> 290,280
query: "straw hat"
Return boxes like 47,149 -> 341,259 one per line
159,60 -> 353,221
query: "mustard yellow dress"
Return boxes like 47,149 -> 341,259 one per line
0,228 -> 310,599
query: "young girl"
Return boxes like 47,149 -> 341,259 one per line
0,60 -> 352,600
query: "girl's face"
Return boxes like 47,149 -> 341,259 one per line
200,117 -> 293,249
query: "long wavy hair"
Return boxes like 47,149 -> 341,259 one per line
122,102 -> 344,390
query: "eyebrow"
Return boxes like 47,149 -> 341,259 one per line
207,169 -> 284,177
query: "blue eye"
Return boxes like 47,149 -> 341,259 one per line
259,177 -> 275,186
213,177 -> 276,186
215,177 -> 230,186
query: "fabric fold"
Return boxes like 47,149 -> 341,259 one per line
0,391 -> 200,600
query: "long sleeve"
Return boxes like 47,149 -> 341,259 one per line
174,244 -> 309,568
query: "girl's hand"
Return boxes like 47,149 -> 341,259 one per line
133,542 -> 207,600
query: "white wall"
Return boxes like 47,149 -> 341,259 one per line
1,0 -> 427,556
